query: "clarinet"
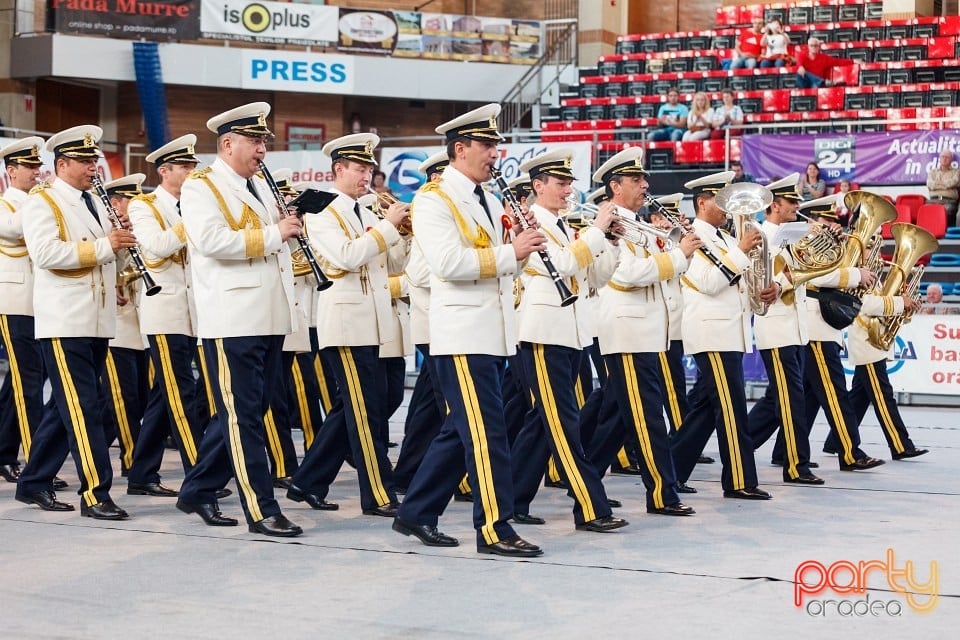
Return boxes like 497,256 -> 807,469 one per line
644,195 -> 741,286
490,168 -> 577,307
257,161 -> 333,292
90,176 -> 161,296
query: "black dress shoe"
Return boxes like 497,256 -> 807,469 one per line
512,513 -> 546,525
724,487 -> 773,500
249,514 -> 303,537
840,456 -> 886,471
52,476 -> 69,490
272,476 -> 293,490
215,488 -> 232,499
893,448 -> 929,460
648,502 -> 695,516
127,481 -> 178,497
287,485 -> 339,510
576,516 -> 629,532
392,518 -> 459,547
80,501 -> 129,520
0,463 -> 21,482
607,498 -> 622,508
16,490 -> 75,511
477,535 -> 543,557
176,500 -> 238,526
609,465 -> 644,476
544,479 -> 567,488
772,459 -> 819,468
453,492 -> 473,502
676,482 -> 698,494
363,503 -> 400,517
697,455 -> 715,464
784,473 -> 825,485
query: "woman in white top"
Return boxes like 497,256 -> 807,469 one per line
760,19 -> 790,68
708,89 -> 745,139
682,92 -> 712,141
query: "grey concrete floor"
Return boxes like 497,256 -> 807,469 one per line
2,397 -> 958,638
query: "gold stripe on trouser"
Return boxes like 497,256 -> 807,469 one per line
263,408 -> 286,478
534,345 -> 597,521
338,347 -> 391,505
616,447 -> 630,468
155,335 -> 198,465
770,349 -> 800,479
457,474 -> 471,494
214,338 -> 263,522
546,457 -> 561,482
197,345 -> 216,416
866,363 -> 905,453
453,355 -> 500,545
105,351 -> 136,470
0,316 -> 32,459
622,354 -> 666,509
658,351 -> 683,429
573,374 -> 586,408
290,359 -> 315,449
707,352 -> 746,490
810,342 -> 856,465
314,352 -> 333,414
50,339 -> 101,507
148,357 -> 156,387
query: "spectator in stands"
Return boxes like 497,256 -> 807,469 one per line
371,169 -> 390,194
921,284 -> 958,314
650,87 -> 688,142
708,89 -> 745,139
682,92 -> 713,142
799,162 -> 826,200
759,19 -> 790,68
730,16 -> 765,70
926,150 -> 959,227
731,161 -> 754,183
834,178 -> 853,226
795,37 -> 852,88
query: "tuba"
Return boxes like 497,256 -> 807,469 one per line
715,183 -> 773,315
865,223 -> 939,351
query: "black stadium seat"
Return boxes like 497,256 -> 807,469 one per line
838,4 -> 864,21
813,5 -> 837,23
887,68 -> 913,85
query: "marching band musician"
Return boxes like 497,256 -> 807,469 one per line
744,174 -> 823,485
669,171 -> 774,500
0,137 -> 46,484
17,125 -> 137,518
393,103 -> 547,557
587,148 -> 698,516
508,147 -> 627,532
99,174 -> 149,481
125,135 -> 203,497
285,133 -> 409,517
176,102 -> 304,537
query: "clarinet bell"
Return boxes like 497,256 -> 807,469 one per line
316,278 -> 334,292
142,271 -> 162,297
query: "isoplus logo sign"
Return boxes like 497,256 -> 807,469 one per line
795,548 -> 938,616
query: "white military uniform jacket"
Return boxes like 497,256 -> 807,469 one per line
517,204 -> 616,350
0,187 -> 34,316
753,219 -> 808,350
680,217 -> 753,354
180,157 -> 296,339
406,239 -> 431,346
110,281 -> 146,351
381,273 -> 413,358
846,292 -> 905,366
307,189 -> 406,350
804,267 -> 863,344
127,185 -> 197,337
283,274 -> 313,353
411,165 -> 521,357
598,207 -> 689,355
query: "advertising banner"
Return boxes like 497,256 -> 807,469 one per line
741,130 -> 960,186
337,9 -> 398,54
240,50 -> 354,94
48,0 -> 200,40
200,0 -> 338,45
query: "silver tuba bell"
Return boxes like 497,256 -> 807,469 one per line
715,183 -> 774,315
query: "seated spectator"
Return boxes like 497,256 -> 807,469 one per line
926,150 -> 959,227
708,89 -> 745,139
371,169 -> 391,194
800,162 -> 826,200
650,87 -> 688,142
731,161 -> 754,183
730,17 -> 765,70
759,19 -> 790,68
921,284 -> 959,314
795,37 -> 853,88
834,178 -> 853,226
682,92 -> 713,141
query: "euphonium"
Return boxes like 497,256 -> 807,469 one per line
865,223 -> 939,351
715,183 -> 773,315
838,190 -> 898,270
565,192 -> 680,249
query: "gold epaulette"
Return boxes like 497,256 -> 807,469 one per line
188,167 -> 212,180
28,183 -> 50,195
132,192 -> 157,204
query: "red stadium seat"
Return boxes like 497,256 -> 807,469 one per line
895,193 -> 927,222
702,139 -> 727,164
882,205 -> 913,239
916,204 -> 948,238
816,87 -> 845,110
674,141 -> 702,165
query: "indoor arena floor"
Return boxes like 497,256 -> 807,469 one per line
2,395 -> 957,638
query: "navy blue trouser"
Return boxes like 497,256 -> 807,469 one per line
393,344 -> 445,490
290,350 -> 325,450
0,314 -> 45,465
264,351 -> 299,480
659,339 -> 689,436
849,361 -> 917,455
101,346 -> 148,474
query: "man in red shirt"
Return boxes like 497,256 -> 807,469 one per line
796,37 -> 852,88
730,17 -> 764,70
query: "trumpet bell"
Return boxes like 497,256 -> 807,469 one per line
715,183 -> 774,217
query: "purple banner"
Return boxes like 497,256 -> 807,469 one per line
741,131 -> 960,186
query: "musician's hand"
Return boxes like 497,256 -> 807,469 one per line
858,268 -> 878,289
903,296 -> 922,313
738,228 -> 763,253
114,210 -> 131,230
513,227 -> 547,261
758,281 -> 780,304
679,232 -> 703,258
592,202 -> 617,233
116,285 -> 129,307
109,229 -> 137,253
518,204 -> 538,230
278,215 -> 303,241
384,201 -> 410,228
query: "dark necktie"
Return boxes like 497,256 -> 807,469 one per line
354,202 -> 364,226
176,200 -> 181,215
716,229 -> 727,247
474,184 -> 493,225
556,216 -> 568,239
246,179 -> 262,204
81,191 -> 100,225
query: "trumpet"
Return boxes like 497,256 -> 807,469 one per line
365,186 -> 412,235
565,192 -> 681,249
